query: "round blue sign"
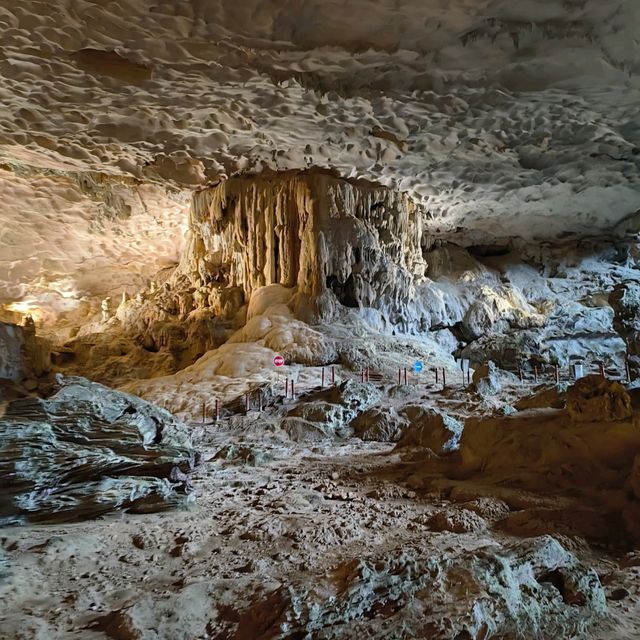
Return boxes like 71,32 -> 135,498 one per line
413,361 -> 423,373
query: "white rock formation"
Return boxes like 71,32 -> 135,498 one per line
174,171 -> 427,327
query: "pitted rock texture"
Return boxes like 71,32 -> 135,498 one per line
234,536 -> 606,640
1,0 -> 640,328
1,0 -> 639,242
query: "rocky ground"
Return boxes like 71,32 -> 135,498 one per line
3,373 -> 640,640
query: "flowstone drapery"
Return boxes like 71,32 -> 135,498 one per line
176,171 -> 428,328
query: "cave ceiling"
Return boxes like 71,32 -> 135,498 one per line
0,0 -> 639,316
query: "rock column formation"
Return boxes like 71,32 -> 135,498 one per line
0,320 -> 50,385
178,171 -> 428,327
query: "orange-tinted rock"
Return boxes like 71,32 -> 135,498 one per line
566,374 -> 632,423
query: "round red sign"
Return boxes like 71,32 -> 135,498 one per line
273,355 -> 285,367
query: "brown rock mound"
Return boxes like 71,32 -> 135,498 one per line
566,374 -> 632,422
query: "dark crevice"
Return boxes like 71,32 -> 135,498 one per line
326,274 -> 359,308
274,233 -> 281,282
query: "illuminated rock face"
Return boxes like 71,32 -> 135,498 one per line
0,168 -> 189,331
145,171 -> 629,369
0,0 -> 635,381
42,168 -> 628,390
0,323 -> 26,382
1,0 -> 639,329
0,321 -> 50,383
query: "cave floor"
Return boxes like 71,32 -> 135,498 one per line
2,415 -> 640,640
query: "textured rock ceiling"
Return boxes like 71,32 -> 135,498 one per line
1,0 -> 639,316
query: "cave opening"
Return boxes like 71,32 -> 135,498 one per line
326,274 -> 359,308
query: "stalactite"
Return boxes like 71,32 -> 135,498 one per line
170,170 -> 430,331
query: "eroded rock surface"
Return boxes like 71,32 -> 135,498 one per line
351,407 -> 407,442
396,406 -> 463,454
610,283 -> 640,379
235,536 -> 606,640
0,1 -> 639,637
0,376 -> 198,525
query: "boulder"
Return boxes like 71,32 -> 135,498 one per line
472,360 -> 502,395
286,402 -> 350,438
282,380 -> 383,441
396,406 -> 463,454
280,417 -> 337,442
566,374 -> 632,422
0,375 -> 198,526
457,405 -> 640,492
460,331 -> 540,370
350,407 -> 407,442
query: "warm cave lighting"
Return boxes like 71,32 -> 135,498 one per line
2,1 -> 640,638
4,300 -> 44,324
